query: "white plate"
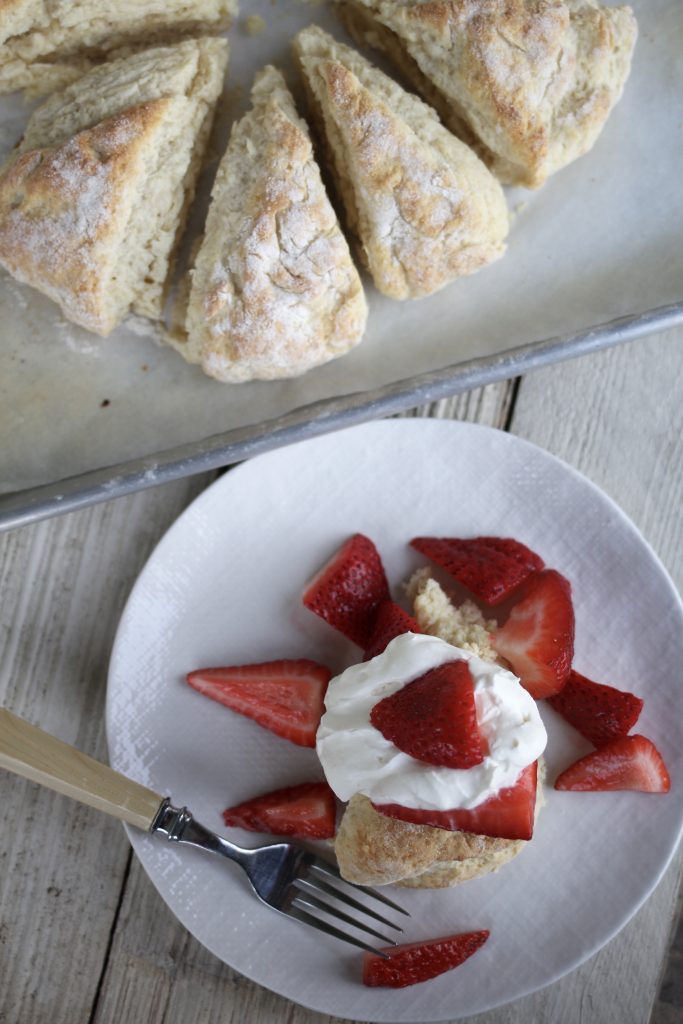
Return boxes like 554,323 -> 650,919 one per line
106,419 -> 683,1022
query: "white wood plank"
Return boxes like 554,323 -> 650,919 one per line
651,881 -> 683,1022
0,474 -> 212,1024
400,379 -> 517,427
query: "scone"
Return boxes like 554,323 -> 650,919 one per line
337,0 -> 638,188
0,0 -> 235,96
293,25 -> 508,300
325,590 -> 546,889
0,38 -> 227,334
407,566 -> 497,661
178,65 -> 367,383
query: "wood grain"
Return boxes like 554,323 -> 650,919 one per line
0,475 -> 212,1024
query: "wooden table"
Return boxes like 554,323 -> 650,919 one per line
1,332 -> 682,1024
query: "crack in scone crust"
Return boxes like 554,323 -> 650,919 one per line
294,24 -> 508,299
338,0 -> 637,187
183,65 -> 367,382
0,0 -> 236,96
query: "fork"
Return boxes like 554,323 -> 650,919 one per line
0,708 -> 407,954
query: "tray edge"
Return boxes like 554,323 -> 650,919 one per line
2,300 -> 682,532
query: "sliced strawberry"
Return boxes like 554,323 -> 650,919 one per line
374,762 -> 538,840
223,782 -> 336,839
362,930 -> 489,988
547,669 -> 643,746
492,569 -> 574,698
410,535 -> 544,606
363,600 -> 422,661
186,659 -> 331,747
302,534 -> 390,647
370,660 -> 484,769
555,735 -> 671,793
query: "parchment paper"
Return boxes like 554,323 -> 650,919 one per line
0,0 -> 681,493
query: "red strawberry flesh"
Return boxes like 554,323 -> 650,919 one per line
362,930 -> 489,988
302,534 -> 390,646
374,762 -> 538,840
555,735 -> 671,793
363,600 -> 422,661
493,569 -> 574,698
547,669 -> 643,746
370,660 -> 485,769
411,535 -> 544,606
186,659 -> 331,747
223,782 -> 336,839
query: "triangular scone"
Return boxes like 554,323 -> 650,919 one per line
179,66 -> 367,383
338,0 -> 638,188
0,0 -> 235,96
293,26 -> 508,300
0,38 -> 228,332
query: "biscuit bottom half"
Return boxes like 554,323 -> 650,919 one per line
334,761 -> 545,889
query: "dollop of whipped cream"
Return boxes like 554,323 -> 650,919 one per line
316,632 -> 547,811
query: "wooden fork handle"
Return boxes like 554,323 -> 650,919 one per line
0,708 -> 164,830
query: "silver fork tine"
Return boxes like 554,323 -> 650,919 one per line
308,855 -> 410,916
291,882 -> 400,943
150,803 -> 408,953
295,873 -> 404,932
285,903 -> 391,957
290,888 -> 397,942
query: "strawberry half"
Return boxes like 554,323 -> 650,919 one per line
410,535 -> 544,606
186,659 -> 331,747
362,930 -> 489,988
370,660 -> 485,769
492,569 -> 574,699
554,735 -> 671,793
302,534 -> 390,647
363,600 -> 422,661
223,782 -> 336,839
374,762 -> 538,840
547,669 -> 643,746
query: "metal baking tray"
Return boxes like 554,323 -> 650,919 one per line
1,0 -> 681,531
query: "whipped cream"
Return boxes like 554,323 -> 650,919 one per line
316,632 -> 547,811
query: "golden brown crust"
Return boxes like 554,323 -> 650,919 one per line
294,25 -> 508,299
338,0 -> 637,187
181,65 -> 367,382
0,0 -> 236,95
0,100 -> 171,335
397,844 -> 524,887
0,38 -> 227,332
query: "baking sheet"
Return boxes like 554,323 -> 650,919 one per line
0,0 -> 681,515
